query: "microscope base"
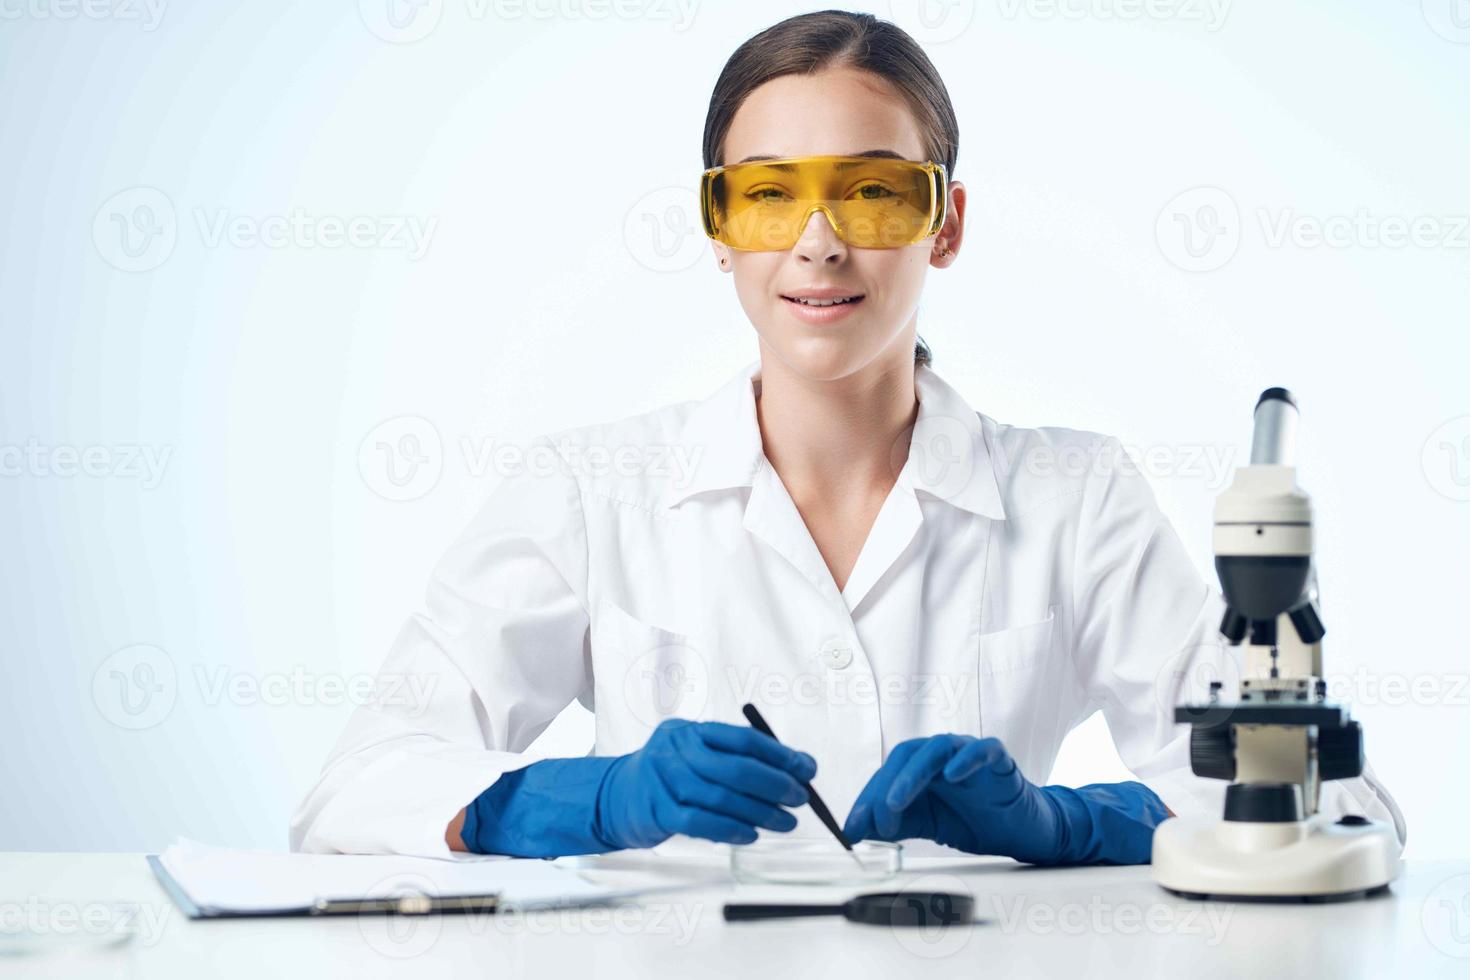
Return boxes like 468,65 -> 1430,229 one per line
1152,811 -> 1400,901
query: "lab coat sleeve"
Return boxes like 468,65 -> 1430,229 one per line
289,435 -> 592,856
1068,436 -> 1406,847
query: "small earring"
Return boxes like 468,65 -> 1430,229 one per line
938,246 -> 952,258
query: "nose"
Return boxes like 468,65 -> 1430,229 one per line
791,206 -> 847,264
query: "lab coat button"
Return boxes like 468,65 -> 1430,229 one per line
821,643 -> 854,670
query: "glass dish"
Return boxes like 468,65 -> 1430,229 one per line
730,839 -> 902,885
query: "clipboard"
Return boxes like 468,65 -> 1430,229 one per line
147,855 -> 503,920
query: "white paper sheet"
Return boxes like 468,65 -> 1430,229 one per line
156,838 -> 618,913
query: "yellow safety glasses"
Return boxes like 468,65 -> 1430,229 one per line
700,154 -> 948,251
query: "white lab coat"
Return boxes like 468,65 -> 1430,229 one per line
290,359 -> 1405,857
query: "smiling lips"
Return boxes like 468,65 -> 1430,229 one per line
780,287 -> 866,324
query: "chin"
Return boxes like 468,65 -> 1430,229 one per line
764,328 -> 892,382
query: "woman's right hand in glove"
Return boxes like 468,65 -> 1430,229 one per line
593,718 -> 817,849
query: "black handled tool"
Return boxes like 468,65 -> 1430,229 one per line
724,890 -> 975,927
741,703 -> 861,864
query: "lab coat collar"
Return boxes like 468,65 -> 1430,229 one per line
662,358 -> 1007,521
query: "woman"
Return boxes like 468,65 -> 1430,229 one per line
291,10 -> 1403,863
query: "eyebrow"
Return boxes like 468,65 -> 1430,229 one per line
732,149 -> 908,168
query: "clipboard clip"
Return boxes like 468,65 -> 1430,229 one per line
311,892 -> 501,916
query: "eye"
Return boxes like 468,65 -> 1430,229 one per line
745,185 -> 792,204
852,182 -> 898,201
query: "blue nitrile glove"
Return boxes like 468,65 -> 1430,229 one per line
461,718 -> 817,857
841,735 -> 1170,866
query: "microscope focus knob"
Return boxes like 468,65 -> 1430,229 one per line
1317,720 -> 1364,781
1189,724 -> 1236,780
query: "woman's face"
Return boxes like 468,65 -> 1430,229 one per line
715,66 -> 965,382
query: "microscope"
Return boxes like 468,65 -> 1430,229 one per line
1151,389 -> 1401,900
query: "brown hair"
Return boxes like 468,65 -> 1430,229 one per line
702,10 -> 959,368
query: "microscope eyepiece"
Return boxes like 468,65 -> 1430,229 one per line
1249,387 -> 1299,466
1254,387 -> 1297,411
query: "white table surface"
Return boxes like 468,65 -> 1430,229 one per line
3,849 -> 1469,979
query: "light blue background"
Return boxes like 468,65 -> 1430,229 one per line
2,0 -> 1467,858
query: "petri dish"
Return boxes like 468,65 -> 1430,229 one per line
730,839 -> 902,885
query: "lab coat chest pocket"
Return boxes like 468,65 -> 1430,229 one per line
591,598 -> 716,752
975,604 -> 1063,767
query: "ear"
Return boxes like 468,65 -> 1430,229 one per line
713,242 -> 733,272
930,180 -> 967,268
